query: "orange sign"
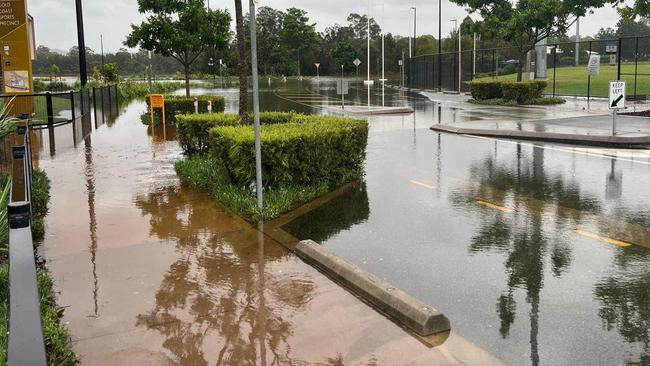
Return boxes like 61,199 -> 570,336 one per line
150,94 -> 164,108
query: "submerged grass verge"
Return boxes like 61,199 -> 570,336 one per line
175,155 -> 330,220
0,169 -> 77,365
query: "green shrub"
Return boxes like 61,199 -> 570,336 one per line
209,116 -> 368,188
501,81 -> 547,104
469,81 -> 503,100
469,80 -> 547,104
175,155 -> 330,220
177,112 -> 297,154
145,95 -> 225,115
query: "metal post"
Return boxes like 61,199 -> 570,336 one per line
70,91 -> 76,122
367,0 -> 371,107
553,46 -> 557,97
100,34 -> 105,72
458,22 -> 462,93
249,0 -> 263,212
438,0 -> 442,91
587,41 -> 591,107
613,109 -> 617,136
341,65 -> 345,110
492,49 -> 496,79
472,32 -> 476,80
92,87 -> 98,128
45,92 -> 54,127
412,7 -> 417,56
617,37 -> 622,80
634,37 -> 639,101
575,17 -> 580,67
75,0 -> 88,87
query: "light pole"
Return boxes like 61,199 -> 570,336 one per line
411,7 -> 417,57
364,0 -> 374,107
75,0 -> 87,87
148,51 -> 153,90
219,59 -> 224,88
100,34 -> 105,75
248,0 -> 263,213
438,0 -> 442,91
451,19 -> 461,94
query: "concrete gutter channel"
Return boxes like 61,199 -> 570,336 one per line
430,124 -> 650,148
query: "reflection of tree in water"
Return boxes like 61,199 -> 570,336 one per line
451,146 -> 601,365
282,182 -> 370,242
134,186 -> 346,365
595,247 -> 650,365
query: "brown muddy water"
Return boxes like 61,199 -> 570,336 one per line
35,87 -> 502,365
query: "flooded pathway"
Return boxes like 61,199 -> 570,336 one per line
37,97 -> 501,365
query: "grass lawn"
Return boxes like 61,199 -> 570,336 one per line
480,62 -> 650,98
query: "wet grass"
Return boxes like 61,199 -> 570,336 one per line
483,62 -> 650,97
0,169 -> 77,365
175,155 -> 330,220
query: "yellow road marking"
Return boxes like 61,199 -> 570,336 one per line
409,180 -> 436,190
476,200 -> 512,213
575,230 -> 632,248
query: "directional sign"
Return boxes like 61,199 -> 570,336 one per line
353,58 -> 361,67
609,81 -> 626,110
606,44 -> 617,54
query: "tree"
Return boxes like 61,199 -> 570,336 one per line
50,64 -> 60,82
103,63 -> 119,83
234,0 -> 248,116
125,0 -> 231,96
451,0 -> 613,81
255,7 -> 288,75
280,8 -> 320,76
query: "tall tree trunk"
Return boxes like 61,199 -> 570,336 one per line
234,0 -> 248,116
184,63 -> 191,97
517,53 -> 526,82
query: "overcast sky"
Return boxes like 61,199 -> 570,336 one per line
30,0 -> 624,53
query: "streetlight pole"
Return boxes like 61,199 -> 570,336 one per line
438,0 -> 442,91
148,51 -> 153,90
100,34 -> 105,73
249,0 -> 263,213
75,0 -> 87,87
365,0 -> 373,107
411,7 -> 417,57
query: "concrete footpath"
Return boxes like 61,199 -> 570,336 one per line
420,91 -> 650,147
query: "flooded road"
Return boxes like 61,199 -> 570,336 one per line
36,79 -> 650,365
36,86 -> 503,365
282,80 -> 650,365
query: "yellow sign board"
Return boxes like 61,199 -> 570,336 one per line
0,0 -> 35,115
150,94 -> 165,108
149,94 -> 166,141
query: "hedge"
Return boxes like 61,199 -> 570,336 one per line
209,116 -> 368,188
146,95 -> 225,115
469,80 -> 547,104
177,112 -> 297,154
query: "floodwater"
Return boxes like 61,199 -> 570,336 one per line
35,81 -> 504,366
35,78 -> 650,365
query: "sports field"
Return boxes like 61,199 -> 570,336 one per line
481,62 -> 650,98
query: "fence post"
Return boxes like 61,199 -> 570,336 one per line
70,90 -> 76,122
587,41 -> 591,105
45,92 -> 54,127
552,45 -> 557,97
634,37 -> 639,101
617,37 -> 622,80
107,85 -> 112,107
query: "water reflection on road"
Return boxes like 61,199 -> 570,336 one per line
281,79 -> 650,366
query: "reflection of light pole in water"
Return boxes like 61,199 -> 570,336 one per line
84,135 -> 99,317
256,221 -> 267,365
365,0 -> 372,107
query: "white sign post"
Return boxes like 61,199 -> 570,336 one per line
609,80 -> 626,136
588,54 -> 600,76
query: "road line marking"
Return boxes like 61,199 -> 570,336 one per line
476,200 -> 512,213
410,180 -> 436,190
575,230 -> 632,248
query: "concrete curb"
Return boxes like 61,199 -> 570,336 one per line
295,240 -> 451,336
430,124 -> 650,147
